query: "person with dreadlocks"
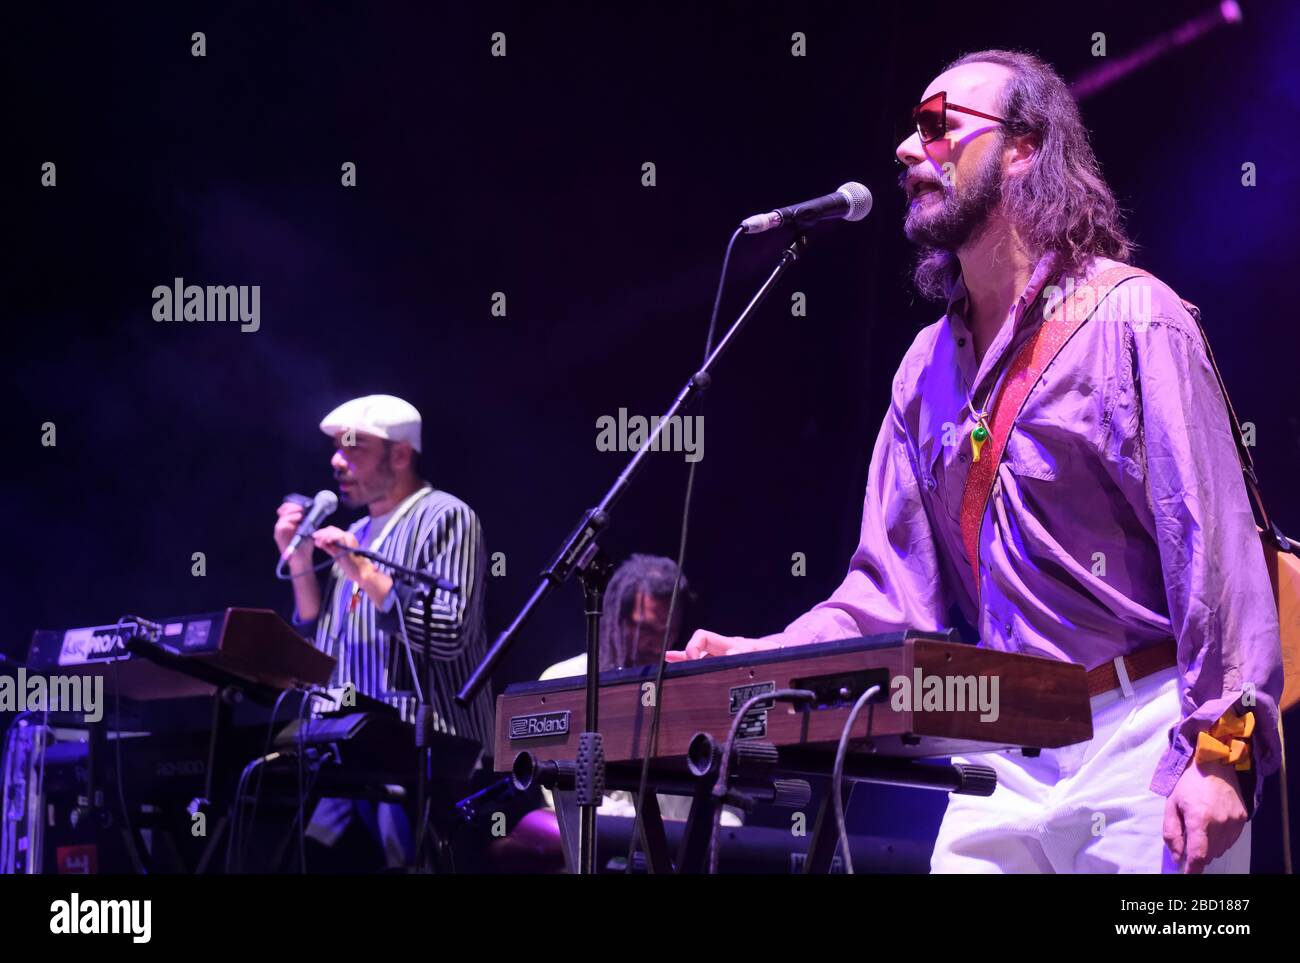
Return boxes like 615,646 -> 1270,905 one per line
488,554 -> 740,871
543,553 -> 689,678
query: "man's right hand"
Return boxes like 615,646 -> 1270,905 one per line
665,629 -> 783,662
276,499 -> 323,622
274,500 -> 312,562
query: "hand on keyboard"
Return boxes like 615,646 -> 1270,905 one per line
665,629 -> 783,662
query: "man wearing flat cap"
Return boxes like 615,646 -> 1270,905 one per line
274,393 -> 493,748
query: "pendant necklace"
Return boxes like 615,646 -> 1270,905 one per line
965,383 -> 992,463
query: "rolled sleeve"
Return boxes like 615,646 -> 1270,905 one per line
1132,305 -> 1283,812
291,608 -> 319,639
373,503 -> 484,659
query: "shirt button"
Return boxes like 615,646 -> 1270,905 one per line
1003,620 -> 1013,635
957,337 -> 967,347
925,475 -> 937,491
959,453 -> 968,464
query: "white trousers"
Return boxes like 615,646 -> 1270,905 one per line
931,665 -> 1252,873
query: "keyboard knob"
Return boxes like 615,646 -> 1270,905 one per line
952,762 -> 997,797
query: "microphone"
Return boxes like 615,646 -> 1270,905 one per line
281,489 -> 339,560
741,181 -> 873,234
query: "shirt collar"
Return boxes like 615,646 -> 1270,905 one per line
946,250 -> 1062,335
364,483 -> 432,549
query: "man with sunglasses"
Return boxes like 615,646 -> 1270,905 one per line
669,50 -> 1282,874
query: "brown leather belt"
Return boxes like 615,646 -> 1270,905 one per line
1084,640 -> 1179,699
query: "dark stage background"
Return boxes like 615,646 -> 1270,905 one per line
7,1 -> 1299,870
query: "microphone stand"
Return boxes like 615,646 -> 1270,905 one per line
341,544 -> 456,873
456,233 -> 810,874
344,546 -> 459,596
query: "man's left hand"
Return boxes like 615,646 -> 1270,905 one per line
1163,760 -> 1248,874
312,525 -> 369,582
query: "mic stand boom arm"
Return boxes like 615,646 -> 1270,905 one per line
342,546 -> 459,594
457,233 -> 809,706
456,233 -> 809,873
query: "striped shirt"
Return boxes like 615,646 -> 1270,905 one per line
300,484 -> 494,748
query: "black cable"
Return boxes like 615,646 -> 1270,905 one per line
237,686 -> 294,872
702,227 -> 744,366
226,743 -> 334,874
227,741 -> 271,873
393,590 -> 427,706
707,688 -> 814,874
830,685 -> 881,875
274,554 -> 336,581
226,753 -> 262,873
109,653 -> 148,874
270,748 -> 333,872
297,683 -> 310,873
625,225 -> 744,870
226,686 -> 316,873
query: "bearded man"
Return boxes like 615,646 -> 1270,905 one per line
669,50 -> 1282,874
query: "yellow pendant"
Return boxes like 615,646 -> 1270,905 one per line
970,418 -> 990,463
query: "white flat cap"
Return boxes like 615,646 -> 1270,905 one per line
319,394 -> 422,453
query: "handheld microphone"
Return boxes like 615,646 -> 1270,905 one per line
741,181 -> 873,234
281,489 -> 339,560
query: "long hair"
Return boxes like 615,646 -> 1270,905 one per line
599,554 -> 688,670
914,49 -> 1133,300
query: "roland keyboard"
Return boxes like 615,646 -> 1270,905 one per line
494,631 -> 1094,770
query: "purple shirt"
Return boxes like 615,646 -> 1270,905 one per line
773,253 -> 1283,808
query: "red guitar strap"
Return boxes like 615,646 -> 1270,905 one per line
958,265 -> 1151,596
